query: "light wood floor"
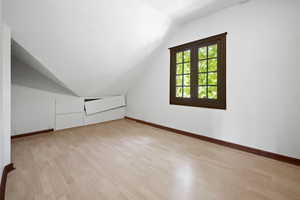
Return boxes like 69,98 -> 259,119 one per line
6,119 -> 300,200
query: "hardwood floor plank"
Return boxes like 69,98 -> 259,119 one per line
6,119 -> 300,200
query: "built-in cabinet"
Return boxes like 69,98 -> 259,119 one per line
55,96 -> 126,130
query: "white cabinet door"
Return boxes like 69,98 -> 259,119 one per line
84,96 -> 125,115
55,113 -> 84,130
56,97 -> 84,114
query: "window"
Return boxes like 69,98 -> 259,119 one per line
169,33 -> 226,109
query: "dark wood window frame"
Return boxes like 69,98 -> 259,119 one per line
169,33 -> 227,109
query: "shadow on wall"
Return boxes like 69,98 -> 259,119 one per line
11,39 -> 78,96
12,56 -> 75,96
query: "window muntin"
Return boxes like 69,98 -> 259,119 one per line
169,33 -> 226,109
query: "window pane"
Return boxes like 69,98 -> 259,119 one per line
176,52 -> 183,63
198,73 -> 207,85
198,86 -> 207,98
198,47 -> 207,59
208,86 -> 217,99
208,44 -> 217,58
183,75 -> 190,86
184,50 -> 190,62
198,60 -> 207,72
176,87 -> 182,97
208,72 -> 217,85
208,58 -> 217,72
183,87 -> 190,98
176,64 -> 183,74
184,63 -> 190,74
176,75 -> 183,86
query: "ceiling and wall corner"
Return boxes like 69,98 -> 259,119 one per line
3,0 -> 249,97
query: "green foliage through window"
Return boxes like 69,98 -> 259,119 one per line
176,75 -> 182,86
208,44 -> 217,58
176,64 -> 182,74
176,87 -> 182,97
183,87 -> 190,98
184,63 -> 190,73
208,59 -> 217,71
208,73 -> 217,85
184,75 -> 190,86
175,50 -> 191,98
197,44 -> 218,99
184,50 -> 190,62
198,47 -> 207,59
198,86 -> 207,98
176,52 -> 183,63
198,74 -> 207,85
199,60 -> 207,72
208,86 -> 217,99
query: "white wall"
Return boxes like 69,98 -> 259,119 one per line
0,0 -> 2,21
12,84 -> 55,135
0,0 -> 3,179
11,57 -> 81,135
127,0 -> 300,159
0,23 -> 11,177
12,57 -> 126,134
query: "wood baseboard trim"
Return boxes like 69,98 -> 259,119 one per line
11,129 -> 54,139
125,116 -> 300,166
0,164 -> 15,200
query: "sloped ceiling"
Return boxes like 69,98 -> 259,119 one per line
12,55 -> 76,96
4,0 -> 248,97
12,40 -> 78,96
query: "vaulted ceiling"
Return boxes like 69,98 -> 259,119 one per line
4,0 -> 248,97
